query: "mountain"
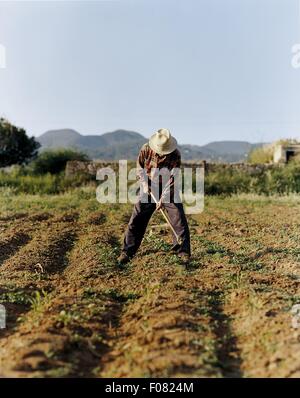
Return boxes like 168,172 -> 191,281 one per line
199,141 -> 263,162
38,129 -> 83,148
37,129 -> 263,162
38,129 -> 147,160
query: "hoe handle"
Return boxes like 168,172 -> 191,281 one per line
149,191 -> 182,245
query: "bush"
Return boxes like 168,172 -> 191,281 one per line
31,149 -> 89,175
204,164 -> 300,196
205,169 -> 251,196
249,170 -> 270,195
0,170 -> 94,195
277,162 -> 300,194
2,157 -> 300,196
268,168 -> 290,195
248,145 -> 274,164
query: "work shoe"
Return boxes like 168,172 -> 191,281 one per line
178,252 -> 190,266
117,252 -> 130,265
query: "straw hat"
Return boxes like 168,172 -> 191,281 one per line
148,128 -> 177,155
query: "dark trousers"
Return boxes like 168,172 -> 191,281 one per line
122,199 -> 191,257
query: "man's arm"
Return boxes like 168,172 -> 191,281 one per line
136,145 -> 149,193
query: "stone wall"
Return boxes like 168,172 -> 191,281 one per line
65,160 -> 280,178
202,162 -> 278,175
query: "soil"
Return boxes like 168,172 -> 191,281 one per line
0,199 -> 299,377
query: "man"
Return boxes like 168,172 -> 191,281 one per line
118,128 -> 191,265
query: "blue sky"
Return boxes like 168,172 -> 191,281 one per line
0,0 -> 300,145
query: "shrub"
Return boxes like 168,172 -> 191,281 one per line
0,170 -> 94,195
31,149 -> 89,175
249,170 -> 270,195
268,168 -> 290,195
281,162 -> 300,193
2,157 -> 300,197
248,144 -> 274,164
205,169 -> 251,196
204,165 -> 300,196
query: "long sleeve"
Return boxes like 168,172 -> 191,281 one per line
136,145 -> 147,185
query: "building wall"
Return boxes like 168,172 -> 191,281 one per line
273,145 -> 300,163
273,146 -> 284,163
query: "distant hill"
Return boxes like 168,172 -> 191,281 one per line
38,129 -> 147,160
37,129 -> 263,162
198,141 -> 263,162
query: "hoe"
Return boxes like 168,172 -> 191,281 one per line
149,189 -> 183,251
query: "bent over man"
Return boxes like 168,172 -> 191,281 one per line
118,128 -> 191,265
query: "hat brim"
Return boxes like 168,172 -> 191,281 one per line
148,136 -> 177,155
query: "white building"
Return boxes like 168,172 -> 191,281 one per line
273,144 -> 300,163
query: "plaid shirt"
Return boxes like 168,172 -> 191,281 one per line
137,143 -> 181,198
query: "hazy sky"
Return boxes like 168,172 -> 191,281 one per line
0,0 -> 300,145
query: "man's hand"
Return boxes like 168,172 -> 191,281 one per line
141,182 -> 149,194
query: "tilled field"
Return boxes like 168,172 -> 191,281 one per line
0,192 -> 300,377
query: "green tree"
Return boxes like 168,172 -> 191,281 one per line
0,118 -> 40,167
